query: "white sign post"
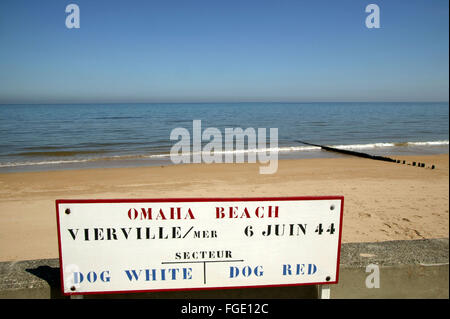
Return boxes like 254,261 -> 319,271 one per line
56,196 -> 344,296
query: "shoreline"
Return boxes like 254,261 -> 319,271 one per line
0,140 -> 448,174
0,154 -> 448,262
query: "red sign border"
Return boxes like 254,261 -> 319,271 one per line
56,196 -> 344,296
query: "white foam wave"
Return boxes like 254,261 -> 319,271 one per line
330,140 -> 448,150
332,143 -> 396,150
406,141 -> 449,146
0,154 -> 173,168
0,158 -> 92,168
1,140 -> 447,168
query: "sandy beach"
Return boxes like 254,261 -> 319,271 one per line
0,154 -> 448,262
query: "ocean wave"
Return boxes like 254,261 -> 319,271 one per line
11,150 -> 108,157
0,154 -> 172,168
406,141 -> 449,146
332,143 -> 396,150
0,140 -> 447,168
331,141 -> 449,150
0,158 -> 93,168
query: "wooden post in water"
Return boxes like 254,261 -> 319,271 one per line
296,140 -> 397,163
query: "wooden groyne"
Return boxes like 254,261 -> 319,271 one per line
296,140 -> 435,168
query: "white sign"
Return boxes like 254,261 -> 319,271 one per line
56,196 -> 344,295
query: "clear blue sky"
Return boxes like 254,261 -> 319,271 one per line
0,0 -> 448,103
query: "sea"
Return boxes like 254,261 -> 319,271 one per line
0,102 -> 448,172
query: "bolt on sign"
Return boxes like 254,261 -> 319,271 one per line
56,196 -> 344,295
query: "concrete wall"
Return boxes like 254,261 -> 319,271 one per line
332,238 -> 449,298
0,238 -> 448,299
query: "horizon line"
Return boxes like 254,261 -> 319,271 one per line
0,100 -> 448,105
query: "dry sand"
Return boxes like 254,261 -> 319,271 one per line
0,154 -> 448,262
